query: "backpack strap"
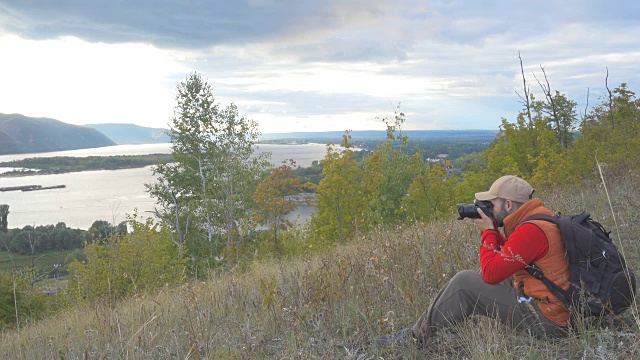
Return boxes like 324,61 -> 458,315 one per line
521,213 -> 584,310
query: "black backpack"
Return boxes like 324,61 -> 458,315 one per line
524,211 -> 637,316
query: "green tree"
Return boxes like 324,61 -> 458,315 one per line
146,72 -> 270,261
545,91 -> 578,149
402,159 -> 459,222
483,91 -> 572,186
85,220 -> 127,243
0,205 -> 8,233
575,83 -> 640,171
311,131 -> 367,243
361,108 -> 415,225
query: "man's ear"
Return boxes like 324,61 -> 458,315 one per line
505,200 -> 514,212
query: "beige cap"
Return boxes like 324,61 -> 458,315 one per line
475,175 -> 534,203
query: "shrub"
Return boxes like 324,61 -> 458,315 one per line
67,217 -> 186,305
0,271 -> 48,330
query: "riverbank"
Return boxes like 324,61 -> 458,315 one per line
0,143 -> 329,229
0,154 -> 174,177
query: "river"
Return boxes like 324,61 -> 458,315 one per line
0,143 -> 326,229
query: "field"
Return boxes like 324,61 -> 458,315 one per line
0,249 -> 73,276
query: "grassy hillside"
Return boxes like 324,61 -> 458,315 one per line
0,113 -> 115,155
1,171 -> 638,359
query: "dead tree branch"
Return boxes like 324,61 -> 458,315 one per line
580,87 -> 590,140
606,67 -> 615,129
534,65 -> 565,147
515,51 -> 533,129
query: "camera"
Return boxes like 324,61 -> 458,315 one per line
456,200 -> 493,220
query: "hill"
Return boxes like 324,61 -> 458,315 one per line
259,129 -> 498,143
0,113 -> 115,155
84,123 -> 171,144
0,172 -> 638,358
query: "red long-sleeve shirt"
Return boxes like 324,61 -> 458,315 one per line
479,223 -> 550,284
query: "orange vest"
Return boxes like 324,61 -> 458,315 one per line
504,199 -> 571,326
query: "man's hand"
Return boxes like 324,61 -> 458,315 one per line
472,208 -> 495,232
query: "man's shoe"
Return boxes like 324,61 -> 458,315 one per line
373,328 -> 412,347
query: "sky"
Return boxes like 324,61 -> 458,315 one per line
0,1 -> 639,134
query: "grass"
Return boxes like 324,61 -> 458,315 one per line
0,249 -> 73,276
1,171 -> 639,359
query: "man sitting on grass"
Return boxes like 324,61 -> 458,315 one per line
375,175 -> 570,347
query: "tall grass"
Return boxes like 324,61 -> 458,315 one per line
1,171 -> 639,359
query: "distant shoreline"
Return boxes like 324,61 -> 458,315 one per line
0,154 -> 174,177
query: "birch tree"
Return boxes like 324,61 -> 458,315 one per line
147,72 -> 269,259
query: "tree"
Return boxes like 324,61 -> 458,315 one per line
86,220 -> 127,243
483,89 -> 572,186
253,159 -> 303,260
0,205 -> 8,233
146,72 -> 269,261
361,108 -> 415,225
311,131 -> 367,243
402,158 -> 459,222
575,83 -> 640,172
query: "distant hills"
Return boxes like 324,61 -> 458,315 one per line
0,113 -> 115,155
0,113 -> 498,156
259,129 -> 498,142
84,123 -> 171,144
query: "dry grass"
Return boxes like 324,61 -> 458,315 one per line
1,171 -> 639,359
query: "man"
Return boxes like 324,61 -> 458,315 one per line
375,175 -> 570,347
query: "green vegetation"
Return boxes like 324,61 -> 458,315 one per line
0,223 -> 86,256
0,271 -> 50,331
0,215 -> 128,280
292,159 -> 324,186
146,72 -> 270,266
0,154 -> 174,176
0,249 -> 74,275
0,175 -> 638,357
1,70 -> 639,358
253,159 -> 304,260
0,220 -> 127,256
67,217 -> 185,305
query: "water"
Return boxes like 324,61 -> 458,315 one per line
0,143 -> 327,229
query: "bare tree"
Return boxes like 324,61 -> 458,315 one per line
534,65 -> 566,146
606,67 -> 615,129
579,87 -> 590,141
515,52 -> 533,129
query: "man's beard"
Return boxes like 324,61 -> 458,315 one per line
494,207 -> 509,227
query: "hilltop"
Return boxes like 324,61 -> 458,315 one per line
84,123 -> 171,144
259,129 -> 498,143
0,113 -> 115,155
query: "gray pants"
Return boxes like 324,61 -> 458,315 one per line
411,270 -> 567,341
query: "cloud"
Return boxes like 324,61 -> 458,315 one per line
0,35 -> 187,125
0,1 -> 405,52
0,0 -> 639,133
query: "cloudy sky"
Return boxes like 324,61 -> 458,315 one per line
0,1 -> 639,134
